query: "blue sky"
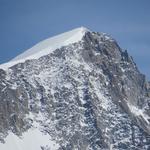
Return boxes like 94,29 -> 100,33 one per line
0,0 -> 150,79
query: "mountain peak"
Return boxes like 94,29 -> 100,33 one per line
0,27 -> 89,69
78,26 -> 90,32
12,27 -> 89,61
0,26 -> 150,150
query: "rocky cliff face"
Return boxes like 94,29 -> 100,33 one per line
0,28 -> 150,150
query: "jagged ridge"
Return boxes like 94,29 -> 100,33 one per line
0,27 -> 150,150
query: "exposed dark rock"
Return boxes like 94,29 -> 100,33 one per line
0,30 -> 149,149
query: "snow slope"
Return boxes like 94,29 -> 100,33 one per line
0,128 -> 59,150
0,27 -> 88,69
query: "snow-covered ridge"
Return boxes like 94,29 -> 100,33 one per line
0,27 -> 89,69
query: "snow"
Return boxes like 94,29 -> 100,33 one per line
128,103 -> 150,124
90,78 -> 110,110
0,27 -> 89,70
0,128 -> 59,150
0,107 -> 60,150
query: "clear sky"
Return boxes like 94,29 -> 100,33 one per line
0,0 -> 150,79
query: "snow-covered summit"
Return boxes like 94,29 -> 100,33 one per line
0,27 -> 89,69
0,25 -> 150,150
12,26 -> 89,61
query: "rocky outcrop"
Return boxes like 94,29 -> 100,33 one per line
0,30 -> 149,149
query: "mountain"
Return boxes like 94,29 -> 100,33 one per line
0,27 -> 150,150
